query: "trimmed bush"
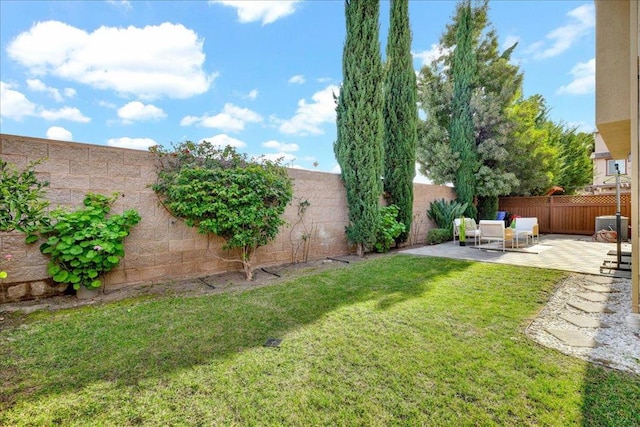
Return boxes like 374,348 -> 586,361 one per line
426,228 -> 451,245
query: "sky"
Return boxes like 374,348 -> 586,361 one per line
0,0 -> 595,177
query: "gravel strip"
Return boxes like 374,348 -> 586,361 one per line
526,274 -> 640,375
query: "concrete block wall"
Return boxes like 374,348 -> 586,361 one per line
1,134 -> 454,301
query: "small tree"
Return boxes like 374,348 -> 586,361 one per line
151,142 -> 293,281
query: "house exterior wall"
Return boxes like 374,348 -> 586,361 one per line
595,0 -> 639,319
591,132 -> 632,192
0,134 -> 455,301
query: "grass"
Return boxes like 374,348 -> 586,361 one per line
1,255 -> 638,426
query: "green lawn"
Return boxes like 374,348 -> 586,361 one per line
1,255 -> 638,426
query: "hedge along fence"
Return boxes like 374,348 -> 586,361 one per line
0,134 -> 455,302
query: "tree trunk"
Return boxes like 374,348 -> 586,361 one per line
243,260 -> 253,281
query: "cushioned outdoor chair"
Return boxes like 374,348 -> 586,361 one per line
453,218 -> 481,246
478,220 -> 514,252
510,217 -> 539,246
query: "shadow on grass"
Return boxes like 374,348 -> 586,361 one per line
0,255 -> 471,408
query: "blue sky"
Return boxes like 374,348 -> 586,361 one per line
0,0 -> 595,176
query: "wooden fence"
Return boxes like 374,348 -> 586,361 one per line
498,193 -> 632,236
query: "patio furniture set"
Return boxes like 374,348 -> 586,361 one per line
453,217 -> 540,252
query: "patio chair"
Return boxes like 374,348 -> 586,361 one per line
511,217 -> 539,246
453,218 -> 481,245
478,220 -> 514,252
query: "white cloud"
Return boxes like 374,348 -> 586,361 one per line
0,81 -> 37,120
1,81 -> 88,123
330,164 -> 341,174
413,44 -> 448,67
528,4 -> 594,59
7,21 -> 217,100
107,137 -> 157,150
246,89 -> 259,100
277,85 -> 339,135
46,126 -> 73,141
40,106 -> 90,123
200,134 -> 247,148
26,79 -> 71,102
556,58 -> 595,95
181,103 -> 262,132
288,74 -> 305,84
211,0 -> 301,25
117,101 -> 167,123
262,140 -> 299,152
107,0 -> 132,10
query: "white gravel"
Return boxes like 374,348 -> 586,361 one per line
526,274 -> 640,375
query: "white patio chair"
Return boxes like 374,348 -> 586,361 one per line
453,218 -> 481,245
478,220 -> 514,252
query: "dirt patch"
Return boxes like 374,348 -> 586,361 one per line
0,254 -> 389,319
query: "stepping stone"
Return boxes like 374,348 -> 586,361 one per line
566,301 -> 614,314
578,292 -> 608,303
584,276 -> 614,285
546,329 -> 603,348
560,313 -> 610,328
582,284 -> 619,293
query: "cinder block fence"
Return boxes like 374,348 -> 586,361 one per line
0,134 -> 454,302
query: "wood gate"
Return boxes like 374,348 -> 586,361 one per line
498,194 -> 632,235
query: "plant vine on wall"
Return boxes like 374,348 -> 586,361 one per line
39,193 -> 141,290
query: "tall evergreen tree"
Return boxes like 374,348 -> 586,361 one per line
417,0 -> 523,219
334,0 -> 384,256
449,0 -> 477,218
383,0 -> 417,243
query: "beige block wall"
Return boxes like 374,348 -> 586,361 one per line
1,134 -> 454,299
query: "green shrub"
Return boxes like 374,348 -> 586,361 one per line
0,159 -> 50,243
426,228 -> 451,245
151,142 -> 293,281
426,198 -> 468,229
373,205 -> 406,253
39,193 -> 141,290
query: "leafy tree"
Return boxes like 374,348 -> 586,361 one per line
151,142 -> 293,281
449,0 -> 478,218
0,159 -> 50,242
334,0 -> 384,256
417,0 -> 523,218
505,95 -> 559,196
383,0 -> 417,243
548,124 -> 594,194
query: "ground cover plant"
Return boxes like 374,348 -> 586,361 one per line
1,256 -> 638,425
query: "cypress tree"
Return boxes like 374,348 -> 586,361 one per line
449,0 -> 477,218
383,0 -> 417,243
334,0 -> 384,256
